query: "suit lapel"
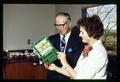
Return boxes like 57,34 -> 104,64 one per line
56,34 -> 61,51
65,33 -> 73,53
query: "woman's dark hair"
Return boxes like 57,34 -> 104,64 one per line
77,15 -> 104,39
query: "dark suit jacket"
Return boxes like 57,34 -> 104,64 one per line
47,32 -> 84,79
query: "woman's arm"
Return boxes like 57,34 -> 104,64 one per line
57,52 -> 77,79
48,63 -> 77,79
61,63 -> 77,79
45,63 -> 71,77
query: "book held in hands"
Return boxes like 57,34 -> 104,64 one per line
32,37 -> 58,64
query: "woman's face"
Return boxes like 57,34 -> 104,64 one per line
79,26 -> 91,43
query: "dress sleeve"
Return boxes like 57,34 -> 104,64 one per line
74,50 -> 108,79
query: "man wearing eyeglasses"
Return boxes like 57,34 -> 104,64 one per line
47,12 -> 84,79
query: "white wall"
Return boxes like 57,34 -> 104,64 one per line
3,4 -> 56,50
3,4 -> 82,50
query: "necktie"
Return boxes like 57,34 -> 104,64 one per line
60,36 -> 66,52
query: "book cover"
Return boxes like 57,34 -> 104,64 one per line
32,37 -> 58,64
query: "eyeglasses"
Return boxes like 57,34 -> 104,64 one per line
54,21 -> 69,27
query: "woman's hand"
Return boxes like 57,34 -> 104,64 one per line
44,63 -> 57,71
57,52 -> 68,66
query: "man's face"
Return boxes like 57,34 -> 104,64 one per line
55,15 -> 71,35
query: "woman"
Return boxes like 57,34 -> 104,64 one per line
45,15 -> 108,79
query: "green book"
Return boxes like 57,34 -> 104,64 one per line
32,37 -> 58,64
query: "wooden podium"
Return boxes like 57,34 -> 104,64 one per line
4,61 -> 48,79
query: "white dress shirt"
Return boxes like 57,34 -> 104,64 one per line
74,40 -> 108,79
